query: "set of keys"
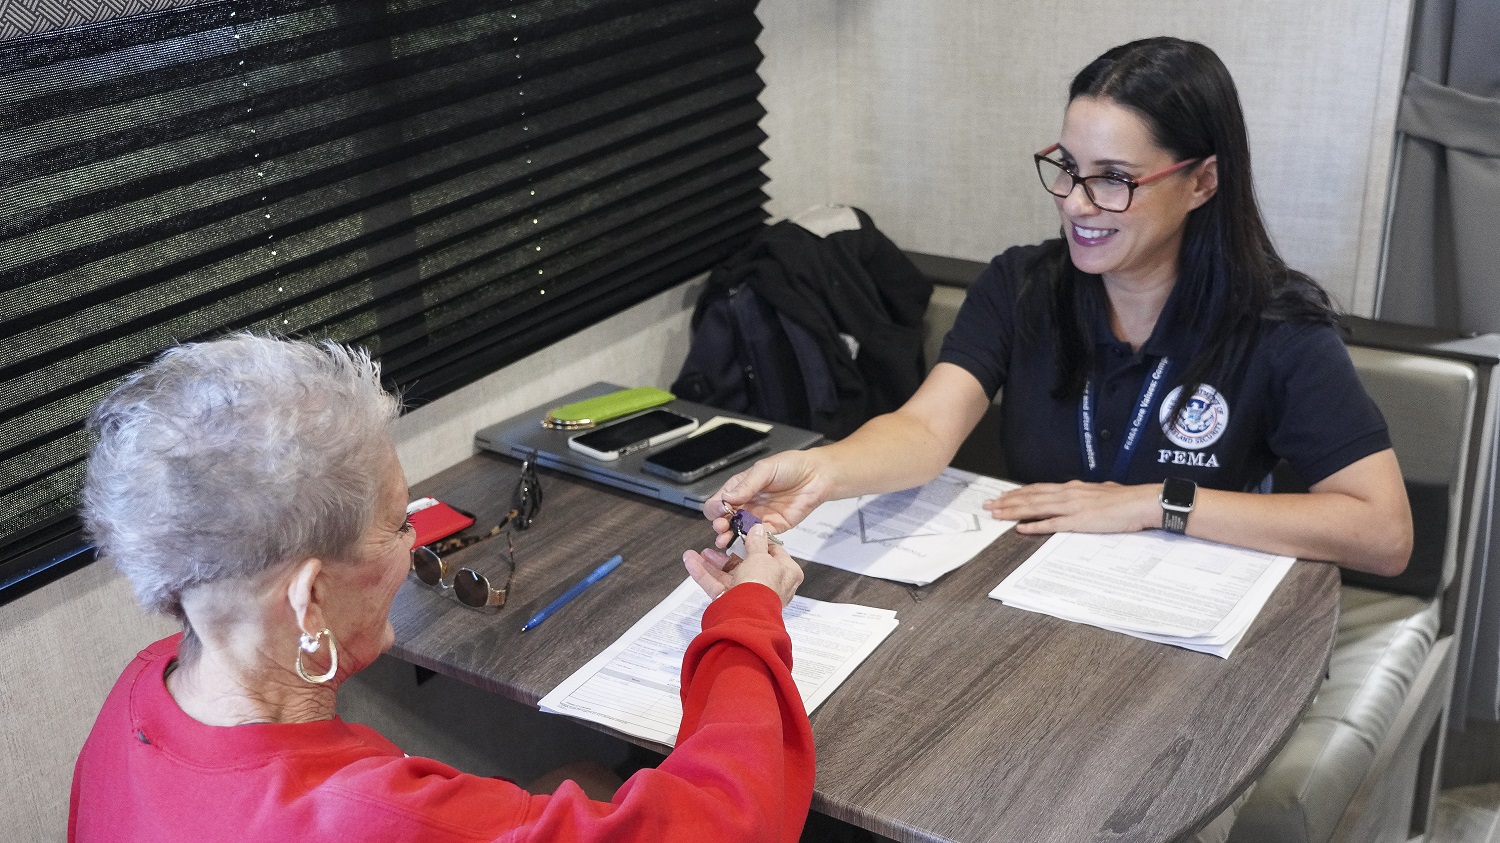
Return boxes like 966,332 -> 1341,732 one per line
720,502 -> 783,567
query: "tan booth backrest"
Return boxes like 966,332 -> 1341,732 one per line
1347,345 -> 1478,594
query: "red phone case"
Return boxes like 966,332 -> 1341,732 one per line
408,499 -> 475,547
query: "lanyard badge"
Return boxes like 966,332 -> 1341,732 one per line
1079,357 -> 1172,483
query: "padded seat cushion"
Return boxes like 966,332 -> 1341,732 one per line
1226,586 -> 1440,843
922,282 -> 968,371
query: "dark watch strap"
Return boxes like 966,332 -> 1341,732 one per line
1162,510 -> 1189,534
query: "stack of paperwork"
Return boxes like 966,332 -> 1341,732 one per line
539,578 -> 899,745
779,467 -> 1019,586
989,531 -> 1295,658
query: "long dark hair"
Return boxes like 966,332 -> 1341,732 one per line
1020,37 -> 1336,407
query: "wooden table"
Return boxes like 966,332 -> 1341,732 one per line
390,452 -> 1340,843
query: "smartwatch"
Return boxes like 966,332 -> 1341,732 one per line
1160,477 -> 1196,534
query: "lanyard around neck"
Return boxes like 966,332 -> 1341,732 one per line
1079,356 -> 1172,483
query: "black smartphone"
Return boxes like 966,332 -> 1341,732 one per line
566,409 -> 698,461
642,422 -> 771,483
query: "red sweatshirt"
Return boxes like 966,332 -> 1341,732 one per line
69,583 -> 814,843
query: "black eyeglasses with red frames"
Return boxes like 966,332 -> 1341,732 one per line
1033,143 -> 1202,213
409,460 -> 542,610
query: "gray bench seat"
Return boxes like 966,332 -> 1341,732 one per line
1228,588 -> 1440,843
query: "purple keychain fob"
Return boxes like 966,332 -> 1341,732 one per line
722,508 -> 760,570
729,508 -> 763,542
727,508 -> 782,557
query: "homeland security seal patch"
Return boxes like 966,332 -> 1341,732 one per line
1159,384 -> 1229,450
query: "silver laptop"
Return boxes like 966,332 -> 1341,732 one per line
473,383 -> 825,509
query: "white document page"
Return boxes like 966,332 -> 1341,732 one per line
778,467 -> 1019,585
989,531 -> 1294,658
539,578 -> 899,745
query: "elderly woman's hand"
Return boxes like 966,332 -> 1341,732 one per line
683,524 -> 803,607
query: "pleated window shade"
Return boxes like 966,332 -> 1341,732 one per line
0,0 -> 769,595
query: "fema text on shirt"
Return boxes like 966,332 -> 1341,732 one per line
1157,449 -> 1220,467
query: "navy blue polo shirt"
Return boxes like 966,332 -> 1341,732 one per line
937,242 -> 1390,492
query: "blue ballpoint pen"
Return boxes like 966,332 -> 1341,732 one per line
520,554 -> 624,632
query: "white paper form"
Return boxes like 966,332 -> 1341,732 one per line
539,578 -> 899,745
777,467 -> 1020,586
989,531 -> 1294,658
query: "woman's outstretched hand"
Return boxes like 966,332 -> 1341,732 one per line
701,450 -> 832,549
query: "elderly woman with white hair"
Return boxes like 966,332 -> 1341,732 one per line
68,335 -> 813,843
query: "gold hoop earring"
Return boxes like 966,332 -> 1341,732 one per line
295,628 -> 339,684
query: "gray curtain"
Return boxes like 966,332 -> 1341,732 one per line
1380,0 -> 1500,723
1381,0 -> 1500,331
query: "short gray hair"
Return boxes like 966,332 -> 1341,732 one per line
82,335 -> 401,618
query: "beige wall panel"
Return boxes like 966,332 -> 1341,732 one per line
757,0 -> 840,220
760,0 -> 1411,313
0,562 -> 176,841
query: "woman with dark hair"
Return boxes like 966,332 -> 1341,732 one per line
704,37 -> 1412,575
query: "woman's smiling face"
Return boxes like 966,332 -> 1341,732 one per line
1052,95 -> 1215,288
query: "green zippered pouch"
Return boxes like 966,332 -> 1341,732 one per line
542,386 -> 674,429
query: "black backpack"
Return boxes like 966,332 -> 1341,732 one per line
671,208 -> 932,440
